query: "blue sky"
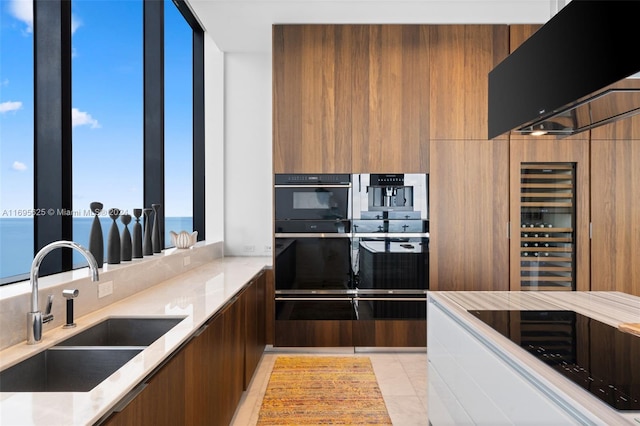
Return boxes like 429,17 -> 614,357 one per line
1,0 -> 193,218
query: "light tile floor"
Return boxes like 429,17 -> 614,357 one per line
231,347 -> 429,426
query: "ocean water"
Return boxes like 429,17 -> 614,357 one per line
0,217 -> 193,281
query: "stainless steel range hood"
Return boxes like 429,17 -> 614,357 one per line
488,1 -> 640,139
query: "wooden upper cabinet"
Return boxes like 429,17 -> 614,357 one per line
273,25 -> 352,173
273,24 -> 430,173
351,25 -> 430,173
429,25 -> 508,140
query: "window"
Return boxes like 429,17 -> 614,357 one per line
71,0 -> 143,265
164,0 -> 193,247
0,0 -> 35,282
0,0 -> 204,284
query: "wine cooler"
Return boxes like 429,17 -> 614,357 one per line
519,163 -> 576,290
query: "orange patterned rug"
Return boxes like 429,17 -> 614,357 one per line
257,356 -> 392,425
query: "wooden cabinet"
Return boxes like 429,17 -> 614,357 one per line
244,271 -> 266,388
273,25 -> 352,173
428,25 -> 510,291
103,273 -> 267,425
429,139 -> 510,291
273,25 -> 430,173
219,294 -> 245,426
590,118 -> 640,296
429,25 -> 508,140
103,349 -> 186,426
350,25 -> 430,173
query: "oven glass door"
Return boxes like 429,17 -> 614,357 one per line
275,186 -> 350,221
275,235 -> 352,291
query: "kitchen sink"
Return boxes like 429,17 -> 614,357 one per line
0,317 -> 185,393
0,348 -> 142,392
55,317 -> 185,347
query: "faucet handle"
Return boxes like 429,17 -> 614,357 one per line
45,294 -> 54,314
43,294 -> 54,324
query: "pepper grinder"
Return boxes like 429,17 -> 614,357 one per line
62,289 -> 79,328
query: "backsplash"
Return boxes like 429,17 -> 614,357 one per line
0,241 -> 223,350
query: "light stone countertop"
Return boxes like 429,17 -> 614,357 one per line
428,291 -> 640,425
0,256 -> 270,426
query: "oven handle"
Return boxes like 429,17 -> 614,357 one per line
353,232 -> 429,238
274,184 -> 351,188
275,233 -> 352,238
275,297 -> 353,301
354,297 -> 426,302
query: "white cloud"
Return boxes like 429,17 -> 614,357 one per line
0,101 -> 23,113
71,15 -> 82,34
9,0 -> 33,33
72,108 -> 100,129
12,161 -> 27,171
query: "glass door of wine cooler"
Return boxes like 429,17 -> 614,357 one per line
519,163 -> 576,290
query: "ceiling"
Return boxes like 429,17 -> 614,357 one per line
184,0 -> 558,53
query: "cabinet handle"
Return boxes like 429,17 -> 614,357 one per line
354,297 -> 426,302
111,382 -> 148,413
275,297 -> 353,301
193,323 -> 209,337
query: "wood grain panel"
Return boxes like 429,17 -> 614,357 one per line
264,267 -> 274,345
590,119 -> 640,296
273,26 -> 302,173
429,25 -> 509,140
274,320 -> 353,346
276,25 -> 352,173
274,24 -> 430,173
104,351 -> 186,426
350,25 -> 370,172
352,320 -> 426,347
221,295 -> 245,426
429,138 -> 510,291
243,273 -> 266,390
184,311 -> 223,425
352,25 -> 430,173
273,25 -> 351,173
509,138 -> 590,291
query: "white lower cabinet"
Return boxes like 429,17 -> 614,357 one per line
427,301 -> 596,425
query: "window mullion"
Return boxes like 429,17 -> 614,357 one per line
33,0 -> 73,275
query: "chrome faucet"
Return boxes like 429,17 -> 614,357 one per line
28,241 -> 99,344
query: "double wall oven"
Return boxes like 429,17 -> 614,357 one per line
274,174 -> 354,346
274,173 -> 429,347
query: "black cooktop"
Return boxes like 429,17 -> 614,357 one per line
468,310 -> 640,411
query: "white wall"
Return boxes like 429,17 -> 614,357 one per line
204,33 -> 226,245
222,52 -> 273,257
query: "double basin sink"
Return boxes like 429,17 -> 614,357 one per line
0,317 -> 184,392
